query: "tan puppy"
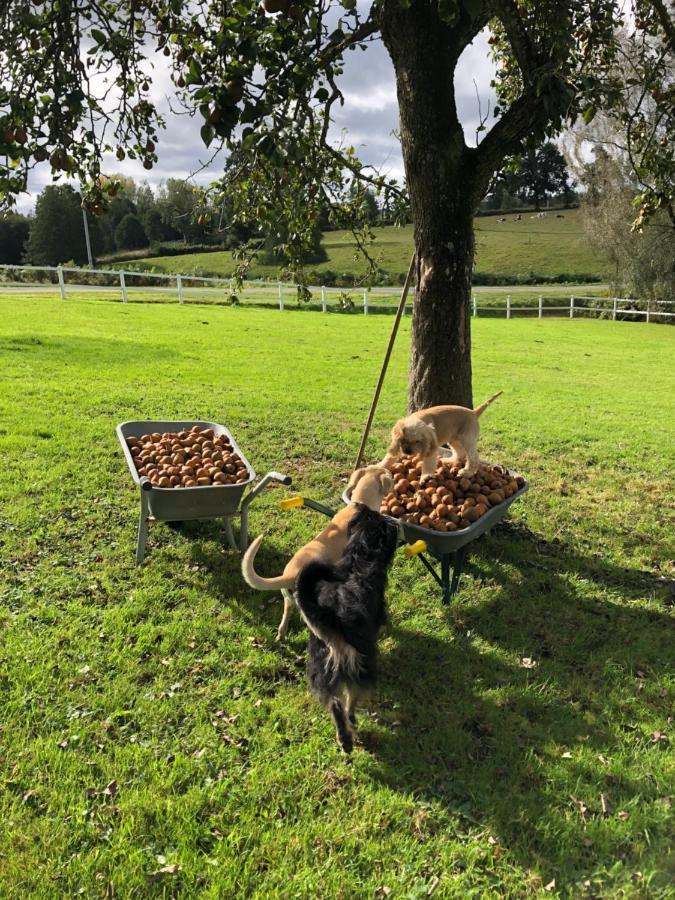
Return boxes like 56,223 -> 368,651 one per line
241,465 -> 393,640
381,391 -> 503,480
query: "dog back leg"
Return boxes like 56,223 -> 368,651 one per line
457,445 -> 480,478
345,685 -> 362,728
329,695 -> 354,754
276,588 -> 295,641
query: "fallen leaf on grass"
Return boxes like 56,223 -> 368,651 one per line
571,796 -> 588,819
561,751 -> 573,759
600,794 -> 613,816
617,810 -> 629,820
103,780 -> 118,799
520,657 -> 538,669
375,888 -> 391,898
650,731 -> 668,743
148,864 -> 181,881
544,879 -> 556,892
22,789 -> 39,804
427,875 -> 440,896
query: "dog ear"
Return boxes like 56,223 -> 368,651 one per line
378,469 -> 394,494
389,420 -> 404,452
418,421 -> 437,458
345,467 -> 365,500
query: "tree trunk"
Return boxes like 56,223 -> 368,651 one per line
382,3 -> 480,411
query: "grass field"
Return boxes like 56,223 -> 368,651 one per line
1,295 -> 673,898
127,208 -> 609,283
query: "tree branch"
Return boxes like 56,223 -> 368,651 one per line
648,0 -> 675,48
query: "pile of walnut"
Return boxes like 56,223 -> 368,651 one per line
382,456 -> 525,532
126,426 -> 249,488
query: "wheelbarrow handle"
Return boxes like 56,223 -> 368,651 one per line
241,471 -> 292,511
239,471 -> 292,552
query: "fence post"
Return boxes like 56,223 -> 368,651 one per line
363,288 -> 368,315
506,295 -> 511,319
278,281 -> 284,311
176,273 -> 184,305
570,295 -> 575,319
321,286 -> 326,313
538,294 -> 543,318
612,297 -> 617,320
472,294 -> 477,317
57,265 -> 66,300
646,300 -> 650,323
119,270 -> 128,303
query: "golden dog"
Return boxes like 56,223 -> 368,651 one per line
241,465 -> 393,640
380,391 -> 503,479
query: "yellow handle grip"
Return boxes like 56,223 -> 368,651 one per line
405,539 -> 427,557
278,496 -> 305,510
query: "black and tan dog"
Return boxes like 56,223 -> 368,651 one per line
295,504 -> 399,753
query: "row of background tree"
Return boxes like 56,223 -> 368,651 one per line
1,141 -> 577,267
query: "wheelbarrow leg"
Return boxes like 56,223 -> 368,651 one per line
136,489 -> 150,565
239,506 -> 249,552
223,516 -> 237,551
441,554 -> 451,605
449,547 -> 467,600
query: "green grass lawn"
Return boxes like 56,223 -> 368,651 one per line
1,295 -> 673,898
126,208 -> 609,283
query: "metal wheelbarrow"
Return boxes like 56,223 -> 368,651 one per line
116,419 -> 291,564
279,450 -> 528,603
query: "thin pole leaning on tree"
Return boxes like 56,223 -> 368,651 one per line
353,253 -> 416,472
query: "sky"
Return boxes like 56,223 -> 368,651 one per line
15,26 -> 497,214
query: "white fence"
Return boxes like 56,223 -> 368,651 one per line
471,293 -> 675,321
0,263 -> 396,313
1,263 -> 673,320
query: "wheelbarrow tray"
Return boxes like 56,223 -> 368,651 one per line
116,419 -> 256,521
341,464 -> 528,558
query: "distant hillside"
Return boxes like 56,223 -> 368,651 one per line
116,207 -> 608,284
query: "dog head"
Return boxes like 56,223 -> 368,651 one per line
346,465 -> 393,508
347,504 -> 399,563
390,417 -> 437,459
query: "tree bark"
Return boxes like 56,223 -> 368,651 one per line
381,2 -> 484,411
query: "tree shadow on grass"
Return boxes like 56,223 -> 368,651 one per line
360,524 -> 673,885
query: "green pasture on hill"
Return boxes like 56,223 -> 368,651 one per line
119,208 -> 609,283
0,295 -> 673,898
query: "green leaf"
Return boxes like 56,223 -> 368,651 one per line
582,104 -> 596,124
91,28 -> 106,45
200,123 -> 215,147
314,87 -> 329,102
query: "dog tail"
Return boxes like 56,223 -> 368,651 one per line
473,390 -> 503,417
241,535 -> 294,591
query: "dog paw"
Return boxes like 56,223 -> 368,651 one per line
339,736 -> 354,754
